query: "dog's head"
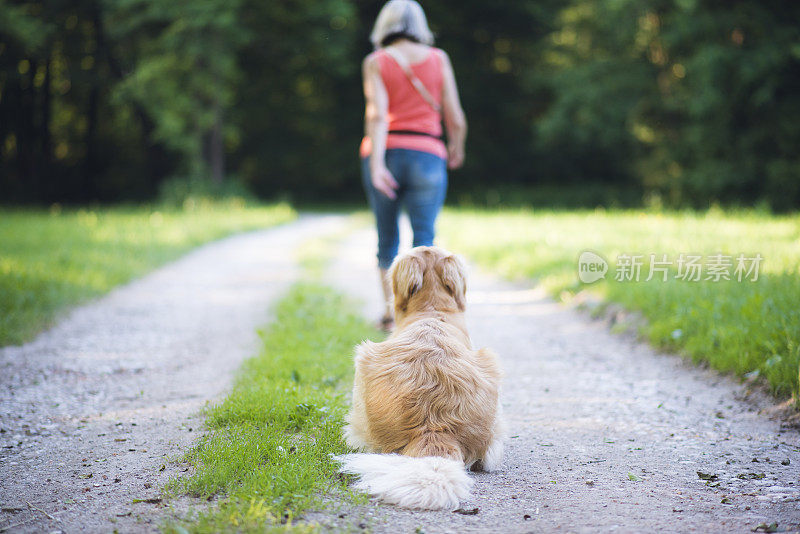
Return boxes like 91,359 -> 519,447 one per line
388,246 -> 467,316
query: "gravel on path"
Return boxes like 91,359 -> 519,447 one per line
317,224 -> 800,534
0,215 -> 348,533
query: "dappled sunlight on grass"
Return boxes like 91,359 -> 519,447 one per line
439,208 -> 800,399
0,203 -> 295,346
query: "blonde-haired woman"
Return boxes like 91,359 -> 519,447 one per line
360,0 -> 467,330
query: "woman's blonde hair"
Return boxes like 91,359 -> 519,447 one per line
370,0 -> 434,49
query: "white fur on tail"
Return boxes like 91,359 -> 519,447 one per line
335,453 -> 473,510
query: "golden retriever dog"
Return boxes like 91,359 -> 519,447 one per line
336,246 -> 504,510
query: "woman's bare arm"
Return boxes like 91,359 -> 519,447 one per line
439,50 -> 467,169
363,54 -> 398,199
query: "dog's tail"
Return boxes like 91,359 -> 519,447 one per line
335,452 -> 472,510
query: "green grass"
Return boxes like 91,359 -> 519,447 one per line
165,282 -> 381,533
0,202 -> 295,346
438,207 -> 800,399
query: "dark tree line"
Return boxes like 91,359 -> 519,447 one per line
1,0 -> 799,209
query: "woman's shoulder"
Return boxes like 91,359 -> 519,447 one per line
362,50 -> 385,74
363,49 -> 389,70
431,47 -> 450,62
432,48 -> 454,73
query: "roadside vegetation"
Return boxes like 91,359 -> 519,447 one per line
165,282 -> 380,533
439,208 -> 800,400
0,202 -> 295,346
165,229 -> 381,532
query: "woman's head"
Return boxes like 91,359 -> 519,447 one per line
370,0 -> 434,49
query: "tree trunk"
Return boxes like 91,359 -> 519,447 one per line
40,52 -> 52,176
85,83 -> 99,200
84,8 -> 100,201
20,58 -> 39,200
209,101 -> 225,184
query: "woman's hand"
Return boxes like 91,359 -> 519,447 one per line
447,144 -> 465,169
371,164 -> 399,199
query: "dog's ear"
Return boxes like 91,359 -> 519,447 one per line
438,254 -> 467,311
390,254 -> 424,311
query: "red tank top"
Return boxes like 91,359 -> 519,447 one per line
359,48 -> 447,160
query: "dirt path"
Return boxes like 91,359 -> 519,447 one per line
320,223 -> 800,533
0,215 -> 348,533
2,216 -> 798,533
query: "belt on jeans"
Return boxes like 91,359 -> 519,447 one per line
387,129 -> 443,141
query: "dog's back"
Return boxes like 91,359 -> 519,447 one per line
354,317 -> 501,466
339,247 -> 504,510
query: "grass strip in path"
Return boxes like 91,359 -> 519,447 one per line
0,202 -> 295,346
439,208 -> 800,400
165,280 -> 380,533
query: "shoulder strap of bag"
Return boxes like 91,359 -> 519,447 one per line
383,47 -> 442,114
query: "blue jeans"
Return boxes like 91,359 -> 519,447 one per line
362,149 -> 448,269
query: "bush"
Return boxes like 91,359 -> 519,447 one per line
157,176 -> 256,209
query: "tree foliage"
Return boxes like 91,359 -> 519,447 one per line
535,0 -> 800,209
1,0 -> 798,209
